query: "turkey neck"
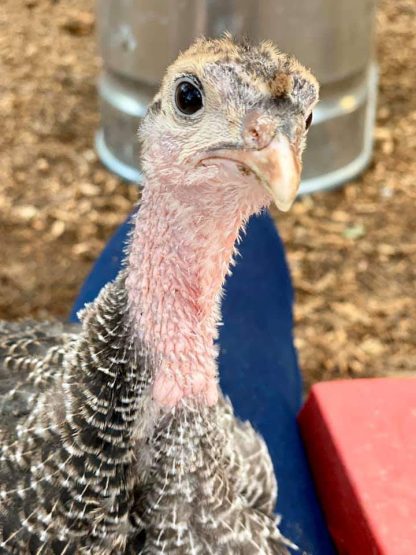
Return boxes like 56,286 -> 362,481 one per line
126,175 -> 259,408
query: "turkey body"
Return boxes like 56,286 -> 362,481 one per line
0,274 -> 289,554
0,34 -> 320,555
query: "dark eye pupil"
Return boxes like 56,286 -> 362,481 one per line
175,81 -> 203,115
305,112 -> 313,130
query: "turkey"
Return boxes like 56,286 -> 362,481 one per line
0,36 -> 319,554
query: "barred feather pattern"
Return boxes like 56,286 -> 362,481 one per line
0,273 -> 150,553
130,400 -> 290,555
0,274 -> 290,554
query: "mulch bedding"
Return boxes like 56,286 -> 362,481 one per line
0,0 -> 415,388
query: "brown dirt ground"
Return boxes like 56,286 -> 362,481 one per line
0,0 -> 415,388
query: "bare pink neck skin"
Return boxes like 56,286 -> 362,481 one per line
126,156 -> 268,408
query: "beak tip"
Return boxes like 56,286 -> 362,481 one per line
269,175 -> 300,212
274,197 -> 296,212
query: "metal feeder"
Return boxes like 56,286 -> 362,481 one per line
96,0 -> 377,194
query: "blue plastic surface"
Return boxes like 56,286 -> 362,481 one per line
70,211 -> 335,554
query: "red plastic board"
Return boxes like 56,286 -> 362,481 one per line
298,378 -> 416,555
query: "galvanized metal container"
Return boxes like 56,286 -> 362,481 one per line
96,0 -> 377,193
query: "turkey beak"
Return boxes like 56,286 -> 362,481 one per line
203,133 -> 301,212
233,134 -> 302,212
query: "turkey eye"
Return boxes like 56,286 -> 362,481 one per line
175,80 -> 203,115
305,112 -> 313,130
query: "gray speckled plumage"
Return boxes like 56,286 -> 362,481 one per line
0,274 -> 290,554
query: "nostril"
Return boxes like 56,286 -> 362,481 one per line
242,111 -> 275,149
248,125 -> 260,142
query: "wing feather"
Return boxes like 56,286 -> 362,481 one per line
0,321 -> 80,433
